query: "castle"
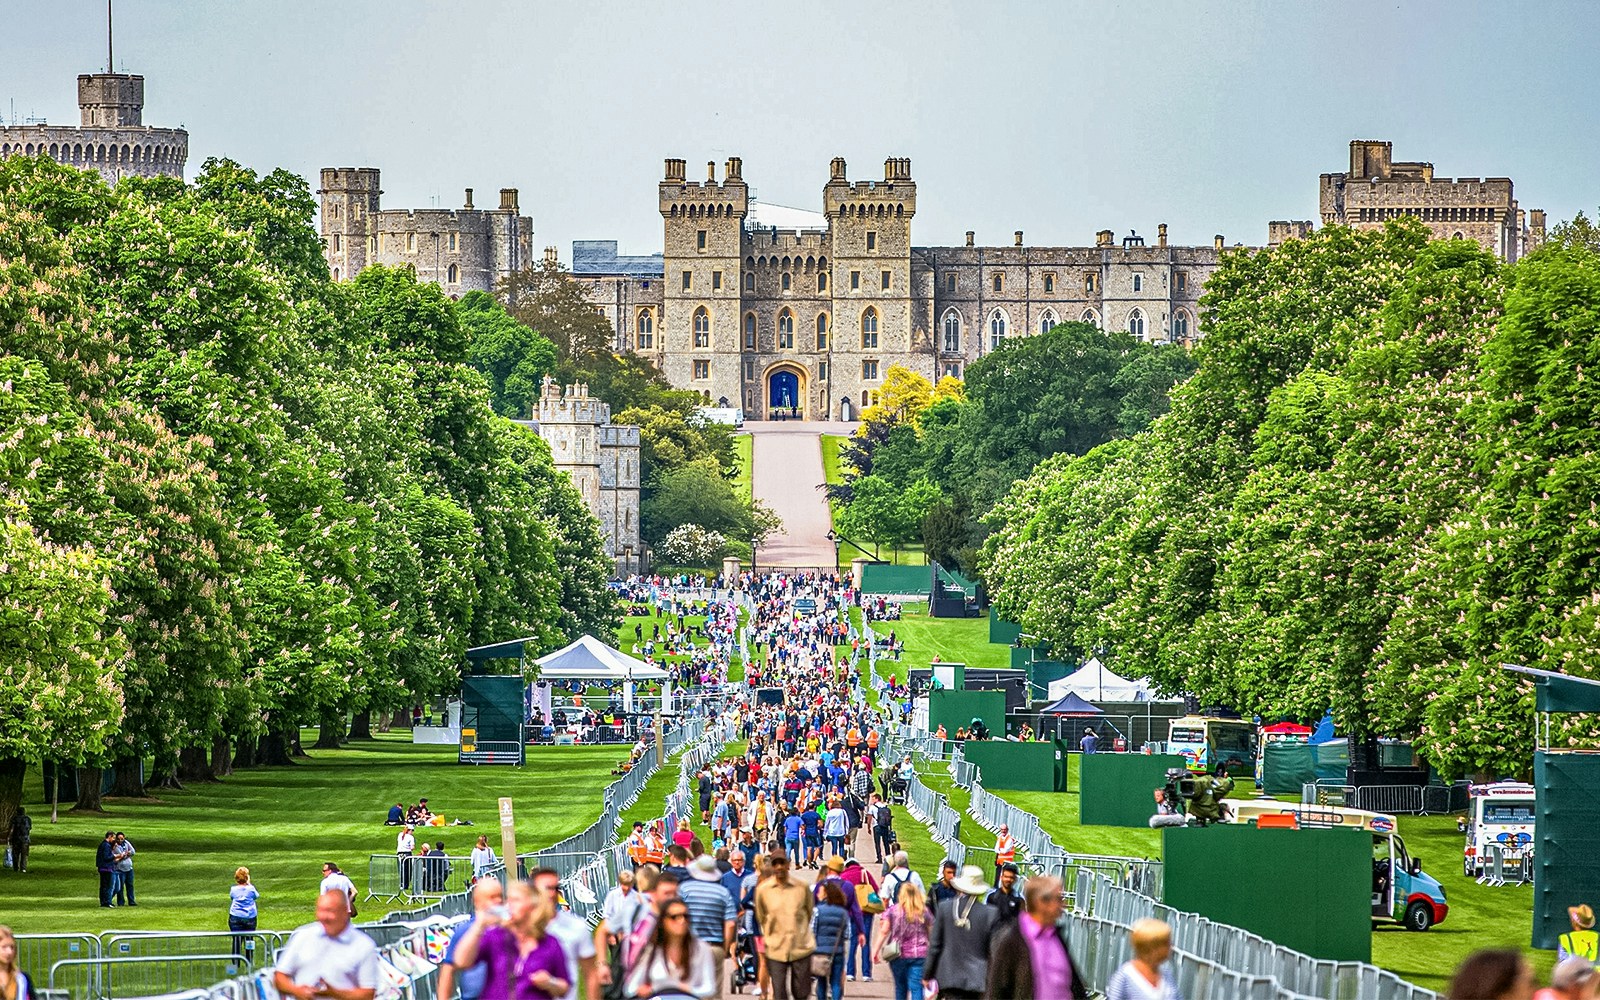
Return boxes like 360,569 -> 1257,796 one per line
514,379 -> 642,576
317,168 -> 533,289
0,49 -> 188,182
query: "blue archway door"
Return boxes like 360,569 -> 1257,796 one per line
768,369 -> 801,420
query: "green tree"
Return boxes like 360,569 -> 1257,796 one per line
460,291 -> 558,417
501,254 -> 615,360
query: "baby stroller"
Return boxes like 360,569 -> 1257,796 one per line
729,911 -> 760,994
888,773 -> 909,805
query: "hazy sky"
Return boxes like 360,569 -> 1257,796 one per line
5,1 -> 1597,259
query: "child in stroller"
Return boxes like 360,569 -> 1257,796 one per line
728,908 -> 761,994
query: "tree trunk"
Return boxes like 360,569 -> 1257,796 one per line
178,745 -> 217,784
211,734 -> 234,778
107,756 -> 145,797
74,766 -> 107,812
233,733 -> 258,769
348,710 -> 373,741
0,756 -> 24,835
289,729 -> 308,758
258,731 -> 295,766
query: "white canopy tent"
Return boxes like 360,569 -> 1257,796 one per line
1046,656 -> 1163,702
533,634 -> 669,713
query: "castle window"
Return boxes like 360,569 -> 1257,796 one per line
1175,271 -> 1187,293
992,273 -> 1004,293
943,363 -> 961,379
946,274 -> 957,293
745,272 -> 755,291
331,234 -> 342,252
818,272 -> 828,292
860,308 -> 879,349
694,307 -> 711,348
1132,274 -> 1143,292
636,310 -> 654,349
988,308 -> 1008,349
1038,309 -> 1057,335
1173,311 -> 1189,341
693,360 -> 710,380
881,270 -> 891,290
1128,308 -> 1146,339
1085,273 -> 1096,294
1081,308 -> 1100,328
781,272 -> 791,292
866,231 -> 877,252
818,361 -> 830,381
816,313 -> 829,350
332,267 -> 340,281
407,232 -> 416,253
744,359 -> 756,380
448,232 -> 458,252
697,230 -> 707,251
712,271 -> 723,291
1043,272 -> 1055,293
941,310 -> 961,354
850,270 -> 861,291
682,270 -> 692,291
777,309 -> 794,350
744,313 -> 756,350
369,235 -> 377,255
863,360 -> 880,380
447,263 -> 459,284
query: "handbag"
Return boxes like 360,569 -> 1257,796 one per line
810,914 -> 846,979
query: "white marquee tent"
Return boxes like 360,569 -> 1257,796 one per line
532,634 -> 668,713
1046,656 -> 1162,702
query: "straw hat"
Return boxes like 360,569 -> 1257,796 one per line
1571,903 -> 1595,929
824,855 -> 845,873
953,865 -> 991,896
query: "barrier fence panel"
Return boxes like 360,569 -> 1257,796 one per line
51,954 -> 252,1000
101,931 -> 287,965
15,935 -> 99,989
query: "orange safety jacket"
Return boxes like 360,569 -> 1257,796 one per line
643,834 -> 666,865
847,728 -> 862,748
626,833 -> 648,864
996,835 -> 1017,864
866,731 -> 880,749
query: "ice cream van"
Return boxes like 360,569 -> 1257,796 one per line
1462,781 -> 1535,878
1255,721 -> 1313,784
1229,800 -> 1449,931
1168,715 -> 1256,776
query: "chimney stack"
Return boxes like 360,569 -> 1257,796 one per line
1213,234 -> 1224,251
1158,223 -> 1168,248
664,158 -> 686,181
464,188 -> 474,210
1096,229 -> 1114,248
1014,231 -> 1024,247
707,160 -> 717,182
544,246 -> 558,265
830,157 -> 847,180
500,188 -> 519,211
726,157 -> 742,181
965,231 -> 975,247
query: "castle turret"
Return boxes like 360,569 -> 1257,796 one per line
318,167 -> 382,282
659,154 -> 749,404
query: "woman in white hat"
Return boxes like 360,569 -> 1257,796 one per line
921,865 -> 999,1000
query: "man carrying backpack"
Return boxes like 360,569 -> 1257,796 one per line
868,793 -> 895,862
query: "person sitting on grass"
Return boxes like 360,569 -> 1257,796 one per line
386,802 -> 405,826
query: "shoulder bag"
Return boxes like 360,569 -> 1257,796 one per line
809,913 -> 845,979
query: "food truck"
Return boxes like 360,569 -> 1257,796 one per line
1255,721 -> 1314,784
1229,800 -> 1449,931
1167,715 -> 1257,776
1462,781 -> 1536,878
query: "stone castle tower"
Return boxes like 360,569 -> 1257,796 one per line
518,378 -> 642,576
317,167 -> 533,291
657,158 -> 749,399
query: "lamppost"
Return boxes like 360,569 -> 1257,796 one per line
826,529 -> 841,575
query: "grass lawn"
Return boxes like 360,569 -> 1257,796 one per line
863,604 -> 1008,675
5,735 -> 626,933
733,434 -> 753,501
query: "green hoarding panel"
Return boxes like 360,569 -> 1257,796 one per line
1263,743 -> 1316,795
1163,825 -> 1372,962
461,675 -> 524,741
1535,674 -> 1600,714
1534,751 -> 1600,949
962,740 -> 1067,792
861,564 -> 931,595
1080,754 -> 1189,828
928,690 -> 1007,738
989,608 -> 1022,646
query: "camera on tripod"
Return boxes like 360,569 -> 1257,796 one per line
1164,768 -> 1197,812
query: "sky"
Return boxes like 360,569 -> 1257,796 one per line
4,0 -> 1597,260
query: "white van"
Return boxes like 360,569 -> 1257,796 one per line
1462,781 -> 1535,877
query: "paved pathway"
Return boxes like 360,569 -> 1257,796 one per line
747,421 -> 857,569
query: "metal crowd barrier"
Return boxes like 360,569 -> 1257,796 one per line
1073,869 -> 1438,1000
1477,844 -> 1532,887
50,954 -> 252,1000
1300,781 -> 1469,817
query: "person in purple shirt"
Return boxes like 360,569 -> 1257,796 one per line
985,875 -> 1088,1000
448,881 -> 571,1000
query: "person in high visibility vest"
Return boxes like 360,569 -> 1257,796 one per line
643,822 -> 666,866
865,729 -> 881,766
994,824 -> 1017,887
625,821 -> 649,870
1560,903 -> 1599,962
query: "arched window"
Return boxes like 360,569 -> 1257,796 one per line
694,307 -> 711,348
818,271 -> 828,292
1172,311 -> 1189,342
988,309 -> 1008,350
446,263 -> 459,284
1128,308 -> 1146,339
816,313 -> 829,350
941,309 -> 962,354
1132,273 -> 1143,292
1038,309 -> 1057,335
744,272 -> 755,291
777,309 -> 794,349
1081,308 -> 1100,329
743,312 -> 756,350
861,308 -> 879,349
636,310 -> 654,349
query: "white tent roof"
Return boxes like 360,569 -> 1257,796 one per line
1046,656 -> 1160,702
532,634 -> 669,681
